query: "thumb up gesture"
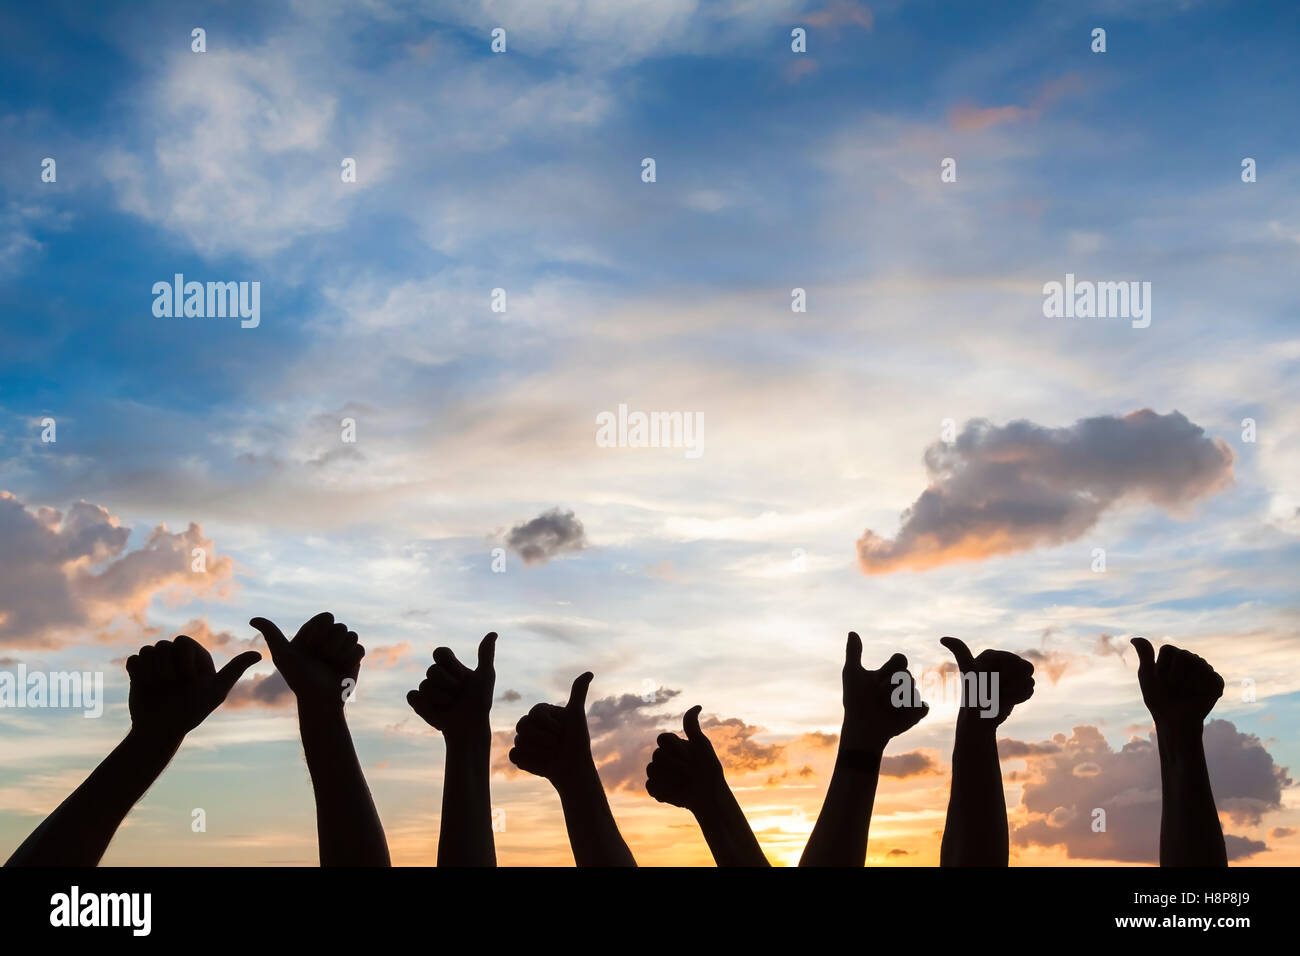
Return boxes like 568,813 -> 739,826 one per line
509,672 -> 597,788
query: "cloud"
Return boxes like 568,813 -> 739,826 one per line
948,73 -> 1084,132
805,1 -> 874,31
103,45 -> 356,258
857,410 -> 1234,574
366,641 -> 412,668
169,618 -> 256,653
1093,632 -> 1131,664
505,508 -> 588,565
222,671 -> 293,710
698,716 -> 786,773
0,491 -> 235,648
1006,722 -> 1292,862
1019,648 -> 1076,684
880,750 -> 940,778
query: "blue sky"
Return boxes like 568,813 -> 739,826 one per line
1,0 -> 1298,865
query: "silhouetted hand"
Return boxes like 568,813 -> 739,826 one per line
251,612 -> 363,712
1129,638 -> 1227,866
407,632 -> 497,744
940,636 -> 1034,727
127,635 -> 261,743
510,672 -> 636,865
1131,638 -> 1224,734
800,634 -> 926,866
7,635 -> 261,866
647,704 -> 769,866
645,705 -> 725,811
252,612 -> 388,865
842,632 -> 929,750
509,672 -> 594,787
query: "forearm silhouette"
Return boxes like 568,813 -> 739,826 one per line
939,636 -> 1035,867
646,704 -> 768,866
509,672 -> 636,866
407,632 -> 499,867
252,613 -> 390,867
1130,638 -> 1227,867
801,632 -> 929,866
5,635 -> 260,866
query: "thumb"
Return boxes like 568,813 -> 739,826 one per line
214,651 -> 262,698
940,636 -> 976,671
566,671 -> 594,714
844,631 -> 863,670
477,632 -> 498,672
1130,637 -> 1155,675
878,652 -> 908,675
683,704 -> 705,742
250,617 -> 289,660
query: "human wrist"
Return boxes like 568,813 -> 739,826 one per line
839,718 -> 888,755
125,723 -> 185,755
1154,718 -> 1204,750
444,721 -> 493,754
955,707 -> 1000,738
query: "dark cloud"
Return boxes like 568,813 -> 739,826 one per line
880,750 -> 940,778
1006,721 -> 1291,862
505,508 -> 587,565
222,671 -> 292,709
498,688 -> 522,702
998,739 -> 1062,758
1093,633 -> 1130,664
857,410 -> 1233,573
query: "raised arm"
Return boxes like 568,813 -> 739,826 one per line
800,632 -> 929,866
509,672 -> 635,866
1130,638 -> 1227,867
406,632 -> 498,866
646,705 -> 768,866
6,636 -> 259,866
939,636 -> 1035,867
251,613 -> 390,867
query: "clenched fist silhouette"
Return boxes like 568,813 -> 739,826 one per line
1131,637 -> 1224,732
940,636 -> 1034,726
407,632 -> 497,742
509,672 -> 595,786
251,612 -> 364,712
842,632 -> 929,749
645,705 -> 725,811
126,635 -> 261,742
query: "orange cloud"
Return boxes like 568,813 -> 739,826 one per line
805,1 -> 874,31
947,72 -> 1085,131
0,491 -> 236,647
367,641 -> 412,668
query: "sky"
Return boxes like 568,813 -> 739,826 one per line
1,0 -> 1298,866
